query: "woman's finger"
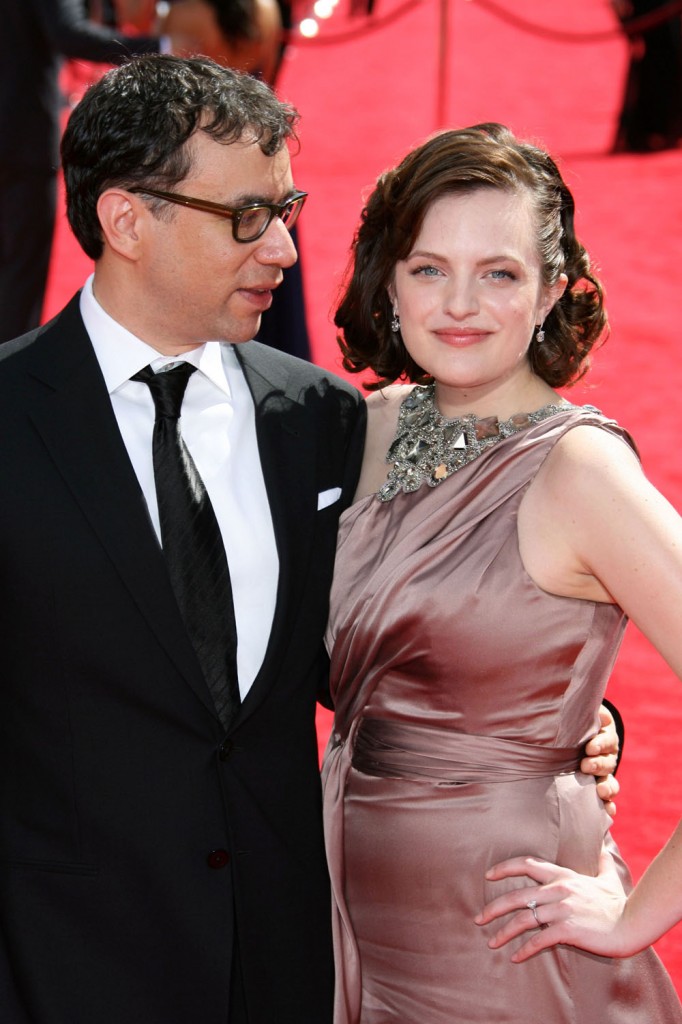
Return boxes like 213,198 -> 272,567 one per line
484,855 -> 559,885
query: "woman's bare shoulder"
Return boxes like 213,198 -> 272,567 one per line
365,383 -> 414,421
365,383 -> 415,449
354,384 -> 414,500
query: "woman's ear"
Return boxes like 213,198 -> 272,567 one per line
543,272 -> 568,319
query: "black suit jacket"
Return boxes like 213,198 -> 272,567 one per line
2,0 -> 159,171
0,295 -> 365,1023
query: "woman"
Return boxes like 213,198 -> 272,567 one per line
322,123 -> 682,1021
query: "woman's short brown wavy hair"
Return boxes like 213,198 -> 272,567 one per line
335,123 -> 608,390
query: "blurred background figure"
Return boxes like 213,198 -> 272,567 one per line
162,0 -> 282,82
0,0 -> 162,344
612,0 -> 682,152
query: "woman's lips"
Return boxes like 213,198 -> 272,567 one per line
433,328 -> 489,346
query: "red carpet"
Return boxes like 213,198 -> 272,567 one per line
44,0 -> 682,991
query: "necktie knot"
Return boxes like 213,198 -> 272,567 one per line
132,363 -> 197,421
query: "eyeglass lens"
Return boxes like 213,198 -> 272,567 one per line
236,196 -> 305,241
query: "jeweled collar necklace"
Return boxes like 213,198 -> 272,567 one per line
378,383 -> 575,503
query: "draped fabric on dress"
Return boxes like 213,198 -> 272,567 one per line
322,407 -> 682,1024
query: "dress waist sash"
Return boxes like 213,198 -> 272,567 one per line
351,717 -> 581,783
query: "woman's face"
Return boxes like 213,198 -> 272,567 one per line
388,187 -> 566,411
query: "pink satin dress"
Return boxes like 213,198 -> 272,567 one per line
322,407 -> 682,1023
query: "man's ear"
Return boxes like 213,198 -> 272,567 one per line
96,189 -> 145,261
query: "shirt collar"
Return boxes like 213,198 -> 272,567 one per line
80,274 -> 233,398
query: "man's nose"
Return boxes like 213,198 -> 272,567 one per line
255,215 -> 298,268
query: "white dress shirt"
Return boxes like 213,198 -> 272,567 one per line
80,275 -> 278,698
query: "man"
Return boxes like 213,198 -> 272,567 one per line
0,0 -> 163,343
0,55 -> 363,1023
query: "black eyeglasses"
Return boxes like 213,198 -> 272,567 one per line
128,186 -> 307,243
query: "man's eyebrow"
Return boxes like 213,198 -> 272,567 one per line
228,188 -> 299,206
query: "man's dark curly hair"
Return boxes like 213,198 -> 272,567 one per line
61,54 -> 299,260
335,123 -> 608,390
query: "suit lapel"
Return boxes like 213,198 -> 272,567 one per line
25,310 -> 324,727
235,343 -> 319,715
25,298 -> 217,721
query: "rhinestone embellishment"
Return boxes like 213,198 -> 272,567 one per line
378,384 -> 577,503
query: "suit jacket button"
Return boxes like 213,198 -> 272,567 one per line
218,739 -> 233,761
207,849 -> 230,870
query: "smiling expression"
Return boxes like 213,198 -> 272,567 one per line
389,188 -> 566,414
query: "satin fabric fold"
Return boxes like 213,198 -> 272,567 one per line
352,718 -> 580,783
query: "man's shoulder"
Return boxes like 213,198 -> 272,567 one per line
236,340 -> 362,401
1,292 -> 81,347
0,294 -> 85,388
0,323 -> 50,378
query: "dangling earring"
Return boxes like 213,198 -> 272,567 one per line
535,321 -> 546,344
391,309 -> 400,333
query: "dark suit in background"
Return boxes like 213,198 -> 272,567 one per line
0,0 -> 160,343
613,0 -> 682,152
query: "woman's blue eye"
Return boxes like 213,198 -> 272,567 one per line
413,265 -> 441,276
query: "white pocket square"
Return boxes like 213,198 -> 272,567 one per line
317,487 -> 342,511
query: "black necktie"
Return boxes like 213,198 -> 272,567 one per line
132,363 -> 240,731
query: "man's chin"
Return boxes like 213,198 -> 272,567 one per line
206,315 -> 262,345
